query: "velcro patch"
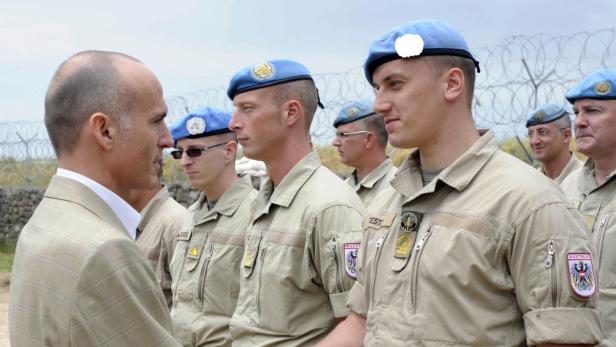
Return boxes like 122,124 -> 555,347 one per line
568,253 -> 596,298
364,212 -> 396,230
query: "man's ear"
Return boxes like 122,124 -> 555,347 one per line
282,99 -> 302,127
443,67 -> 464,102
365,131 -> 377,150
224,140 -> 238,164
89,112 -> 117,151
562,127 -> 573,144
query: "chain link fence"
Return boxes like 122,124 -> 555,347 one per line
1,28 -> 615,187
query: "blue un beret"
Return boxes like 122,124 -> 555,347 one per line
227,59 -> 314,100
333,100 -> 376,127
526,104 -> 569,127
566,69 -> 616,104
364,19 -> 480,85
170,107 -> 232,144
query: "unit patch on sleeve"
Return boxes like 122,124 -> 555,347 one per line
567,252 -> 596,298
344,242 -> 360,279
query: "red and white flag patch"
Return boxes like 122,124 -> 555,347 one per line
568,253 -> 596,298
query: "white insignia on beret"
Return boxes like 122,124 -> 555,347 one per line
250,62 -> 277,82
395,34 -> 424,58
186,117 -> 206,135
346,106 -> 359,117
594,80 -> 612,95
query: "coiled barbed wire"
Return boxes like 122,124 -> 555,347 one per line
1,29 -> 615,186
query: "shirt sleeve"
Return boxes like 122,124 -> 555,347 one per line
510,201 -> 602,345
310,203 -> 364,318
70,238 -> 180,346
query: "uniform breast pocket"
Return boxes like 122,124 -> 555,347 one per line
597,211 -> 616,287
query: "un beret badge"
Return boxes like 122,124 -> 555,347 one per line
346,106 -> 359,117
250,62 -> 276,82
533,111 -> 545,122
186,117 -> 206,135
594,80 -> 612,96
395,33 -> 425,58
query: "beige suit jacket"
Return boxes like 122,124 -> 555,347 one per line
10,175 -> 179,346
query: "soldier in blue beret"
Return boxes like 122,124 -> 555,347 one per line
526,103 -> 582,183
318,20 -> 601,347
561,68 -> 616,347
227,60 -> 364,345
167,106 -> 257,346
332,99 -> 396,206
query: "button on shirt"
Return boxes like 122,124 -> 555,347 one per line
347,132 -> 601,346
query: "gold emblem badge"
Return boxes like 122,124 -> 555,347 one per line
594,80 -> 612,95
533,111 -> 545,122
347,106 -> 360,117
250,62 -> 276,81
395,233 -> 414,258
189,246 -> 199,257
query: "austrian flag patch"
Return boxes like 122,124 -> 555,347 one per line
567,253 -> 596,298
344,243 -> 360,279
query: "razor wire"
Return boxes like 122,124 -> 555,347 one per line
1,28 -> 615,186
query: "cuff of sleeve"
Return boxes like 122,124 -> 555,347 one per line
523,307 -> 602,345
346,281 -> 367,316
330,292 -> 351,318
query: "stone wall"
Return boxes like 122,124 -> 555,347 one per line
0,182 -> 201,243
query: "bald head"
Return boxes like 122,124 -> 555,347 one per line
44,50 -> 143,156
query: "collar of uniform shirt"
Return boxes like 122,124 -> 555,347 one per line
56,168 -> 141,239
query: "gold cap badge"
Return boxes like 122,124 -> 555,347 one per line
250,62 -> 276,81
594,80 -> 612,95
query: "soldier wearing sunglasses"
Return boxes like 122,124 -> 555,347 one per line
168,107 -> 257,346
332,99 -> 396,206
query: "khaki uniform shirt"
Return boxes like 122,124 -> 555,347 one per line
562,160 -> 616,347
136,186 -> 190,308
170,175 -> 256,347
229,151 -> 364,346
347,132 -> 602,346
10,176 -> 179,346
345,158 -> 397,207
539,152 -> 583,184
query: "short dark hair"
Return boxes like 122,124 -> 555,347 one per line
44,50 -> 141,156
359,114 -> 388,148
424,55 -> 476,107
271,79 -> 319,131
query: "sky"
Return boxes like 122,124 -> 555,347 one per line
1,0 -> 615,123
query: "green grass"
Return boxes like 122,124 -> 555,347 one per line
0,242 -> 16,273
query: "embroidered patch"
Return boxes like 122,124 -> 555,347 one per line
568,253 -> 596,298
344,243 -> 360,279
400,211 -> 420,232
346,106 -> 359,117
243,249 -> 257,268
594,80 -> 612,95
188,246 -> 199,258
177,230 -> 191,241
186,116 -> 206,135
395,33 -> 424,58
250,62 -> 276,81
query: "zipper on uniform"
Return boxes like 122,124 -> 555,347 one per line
198,243 -> 214,301
544,240 -> 557,306
331,238 -> 344,292
256,248 -> 267,318
411,228 -> 432,312
596,215 -> 610,267
371,231 -> 388,304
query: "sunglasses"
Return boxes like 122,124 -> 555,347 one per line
170,142 -> 227,159
335,130 -> 370,138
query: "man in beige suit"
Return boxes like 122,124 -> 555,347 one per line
10,50 -> 180,346
129,170 -> 190,309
